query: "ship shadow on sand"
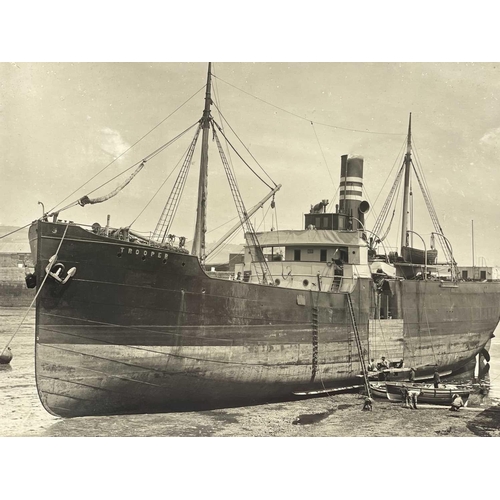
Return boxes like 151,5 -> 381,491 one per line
466,405 -> 500,436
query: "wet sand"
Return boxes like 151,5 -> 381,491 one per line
1,306 -> 500,437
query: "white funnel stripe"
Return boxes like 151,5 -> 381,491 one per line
340,176 -> 363,184
342,194 -> 363,200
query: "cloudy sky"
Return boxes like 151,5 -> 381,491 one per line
2,61 -> 500,266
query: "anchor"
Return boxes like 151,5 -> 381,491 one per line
45,254 -> 77,285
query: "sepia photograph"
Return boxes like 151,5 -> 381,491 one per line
1,3 -> 500,497
3,59 -> 500,437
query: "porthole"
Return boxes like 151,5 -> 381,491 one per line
303,279 -> 309,287
141,255 -> 146,261
274,278 -> 281,286
181,262 -> 186,267
117,252 -> 122,258
163,259 -> 168,264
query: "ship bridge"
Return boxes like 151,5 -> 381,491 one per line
240,227 -> 371,292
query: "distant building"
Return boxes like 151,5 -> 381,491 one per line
0,227 -> 35,305
457,266 -> 500,281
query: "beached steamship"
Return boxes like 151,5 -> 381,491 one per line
28,65 -> 500,417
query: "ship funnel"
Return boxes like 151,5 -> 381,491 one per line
339,155 -> 368,228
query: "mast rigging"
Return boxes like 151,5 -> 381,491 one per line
192,62 -> 213,260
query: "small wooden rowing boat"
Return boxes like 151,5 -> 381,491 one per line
369,382 -> 388,399
385,382 -> 470,405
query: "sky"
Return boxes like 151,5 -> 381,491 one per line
2,61 -> 500,266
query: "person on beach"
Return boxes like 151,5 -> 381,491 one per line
450,394 -> 464,411
401,387 -> 411,408
380,356 -> 389,370
433,370 -> 441,389
378,356 -> 389,381
408,389 -> 419,409
367,359 -> 377,372
363,397 -> 373,411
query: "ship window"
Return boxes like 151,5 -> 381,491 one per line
462,270 -> 468,280
320,249 -> 327,262
315,217 -> 321,228
294,249 -> 301,261
322,217 -> 329,228
481,271 -> 487,280
307,248 -> 314,254
303,279 -> 309,287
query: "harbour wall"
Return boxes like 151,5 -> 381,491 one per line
0,267 -> 34,307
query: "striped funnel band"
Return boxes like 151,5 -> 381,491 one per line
339,176 -> 363,199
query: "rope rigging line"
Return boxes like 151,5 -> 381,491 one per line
212,125 -> 273,283
310,122 -> 336,190
152,123 -> 203,243
373,164 -> 405,243
206,227 -> 243,263
411,137 -> 453,258
327,184 -> 340,214
212,73 -> 406,136
360,188 -> 380,230
371,136 -> 408,209
411,135 -> 437,211
45,84 -> 206,216
1,223 -> 70,357
210,203 -> 273,263
53,121 -> 201,215
206,214 -> 240,234
128,132 -> 199,229
0,222 -> 32,240
411,160 -> 455,267
371,137 -> 407,240
211,102 -> 277,188
211,119 -> 274,190
212,66 -> 239,184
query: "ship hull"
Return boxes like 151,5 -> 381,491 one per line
30,221 -> 500,417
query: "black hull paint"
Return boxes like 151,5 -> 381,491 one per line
30,221 -> 500,417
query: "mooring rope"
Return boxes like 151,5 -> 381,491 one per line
0,223 -> 70,357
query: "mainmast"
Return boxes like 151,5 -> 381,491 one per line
400,113 -> 412,251
192,63 -> 212,260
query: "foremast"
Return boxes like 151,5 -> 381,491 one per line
192,63 -> 212,260
400,113 -> 412,251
